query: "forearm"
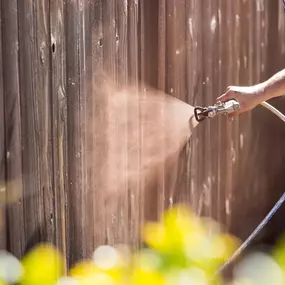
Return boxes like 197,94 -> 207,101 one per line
260,69 -> 285,100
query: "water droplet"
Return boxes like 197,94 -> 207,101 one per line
188,18 -> 193,38
256,0 -> 264,12
225,199 -> 230,215
236,15 -> 240,26
244,56 -> 248,67
240,133 -> 244,149
210,16 -> 217,33
262,20 -> 265,28
261,64 -> 265,72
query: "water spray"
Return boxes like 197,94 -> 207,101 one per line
194,100 -> 285,273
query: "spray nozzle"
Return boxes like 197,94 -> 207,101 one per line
194,100 -> 240,122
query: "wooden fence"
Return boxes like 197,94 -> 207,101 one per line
0,0 -> 285,267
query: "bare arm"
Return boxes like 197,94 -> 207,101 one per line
262,68 -> 285,100
217,68 -> 285,117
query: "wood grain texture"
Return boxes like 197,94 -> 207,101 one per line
1,0 -> 285,265
127,0 -> 140,248
65,0 -> 88,264
50,0 -> 68,266
0,0 -> 5,250
17,0 -> 54,256
2,0 -> 25,258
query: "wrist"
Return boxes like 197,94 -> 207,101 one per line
253,82 -> 271,102
261,73 -> 285,100
257,81 -> 278,101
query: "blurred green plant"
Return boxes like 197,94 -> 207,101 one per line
1,204 -> 285,285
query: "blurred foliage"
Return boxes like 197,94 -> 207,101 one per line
1,204 -> 285,285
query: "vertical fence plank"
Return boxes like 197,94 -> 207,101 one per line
102,0 -> 117,246
156,0 -> 166,218
253,1 -> 285,244
92,0 -> 106,249
209,0 -> 220,222
17,0 -> 40,253
81,0 -> 94,259
35,0 -> 53,247
140,0 -> 160,224
65,0 -> 85,264
216,0 -> 223,225
127,0 -> 140,248
158,0 -> 166,92
192,1 -> 204,218
2,0 -> 25,258
171,0 -> 187,204
17,0 -> 53,254
164,0 -> 186,207
230,0 -> 250,237
201,0 -> 215,219
65,0 -> 96,263
0,0 -> 5,250
50,0 -> 68,264
279,1 -> 285,57
186,0 -> 203,215
115,0 -> 129,244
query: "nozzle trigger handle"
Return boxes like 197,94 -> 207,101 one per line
194,106 -> 207,122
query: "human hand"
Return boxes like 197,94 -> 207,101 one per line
217,84 -> 266,118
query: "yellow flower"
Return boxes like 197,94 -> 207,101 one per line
70,257 -> 126,285
70,261 -> 115,285
131,268 -> 164,285
20,243 -> 65,285
69,261 -> 98,277
142,222 -> 169,252
143,205 -> 206,254
213,234 -> 240,261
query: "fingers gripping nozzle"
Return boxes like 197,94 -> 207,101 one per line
194,100 -> 240,122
